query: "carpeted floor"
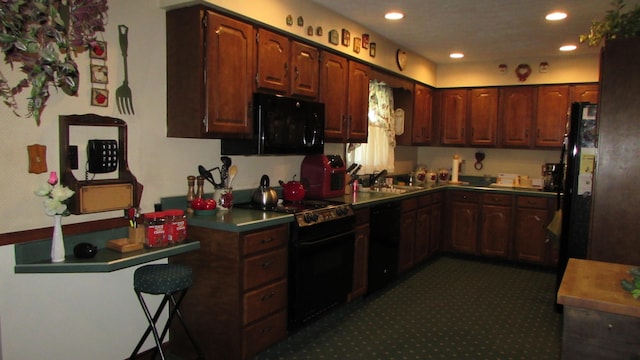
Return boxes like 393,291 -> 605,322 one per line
253,255 -> 562,360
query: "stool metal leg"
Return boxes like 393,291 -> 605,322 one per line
131,291 -> 170,360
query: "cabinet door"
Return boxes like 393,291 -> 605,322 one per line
320,52 -> 349,142
480,204 -> 512,258
450,202 -> 478,254
290,41 -> 319,99
412,83 -> 434,145
570,84 -> 599,104
399,209 -> 416,273
349,222 -> 369,301
500,86 -> 534,147
205,12 -> 255,137
347,61 -> 370,142
439,89 -> 468,145
469,88 -> 498,146
535,85 -> 569,148
414,206 -> 430,263
514,207 -> 549,264
256,29 -> 289,94
429,200 -> 443,257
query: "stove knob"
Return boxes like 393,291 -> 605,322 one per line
304,213 -> 318,223
336,207 -> 347,216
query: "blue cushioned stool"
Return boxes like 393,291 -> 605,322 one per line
130,264 -> 204,360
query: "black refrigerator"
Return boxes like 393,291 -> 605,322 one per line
556,102 -> 598,290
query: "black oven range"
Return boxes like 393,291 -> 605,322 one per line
240,199 -> 356,331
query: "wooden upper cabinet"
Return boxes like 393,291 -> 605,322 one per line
439,89 -> 468,145
412,83 -> 433,145
570,84 -> 599,104
469,88 -> 498,146
535,85 -> 569,148
257,29 -> 319,99
290,41 -> 319,98
256,29 -> 289,94
500,86 -> 535,148
167,7 -> 255,138
347,61 -> 370,143
319,51 -> 349,142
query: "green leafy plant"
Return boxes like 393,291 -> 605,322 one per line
621,267 -> 640,299
580,0 -> 640,47
0,0 -> 108,126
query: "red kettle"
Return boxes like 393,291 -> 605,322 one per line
279,175 -> 306,202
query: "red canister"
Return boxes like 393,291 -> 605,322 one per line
165,209 -> 187,244
144,212 -> 167,248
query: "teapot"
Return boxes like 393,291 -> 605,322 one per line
251,174 -> 279,209
279,175 -> 306,202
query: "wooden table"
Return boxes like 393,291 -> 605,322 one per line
557,258 -> 640,359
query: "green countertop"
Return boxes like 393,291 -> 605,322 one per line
14,225 -> 200,274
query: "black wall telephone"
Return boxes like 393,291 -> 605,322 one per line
87,139 -> 118,173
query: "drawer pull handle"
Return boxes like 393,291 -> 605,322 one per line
261,292 -> 276,302
261,326 -> 273,334
608,323 -> 613,330
262,260 -> 273,268
260,237 -> 274,244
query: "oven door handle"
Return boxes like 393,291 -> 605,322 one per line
296,230 -> 355,248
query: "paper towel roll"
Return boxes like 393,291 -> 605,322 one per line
452,155 -> 460,183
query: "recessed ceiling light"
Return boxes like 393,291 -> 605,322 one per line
385,12 -> 404,20
560,44 -> 577,51
450,53 -> 464,59
546,11 -> 567,21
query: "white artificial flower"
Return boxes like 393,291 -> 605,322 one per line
50,185 -> 74,202
34,183 -> 53,197
34,173 -> 75,216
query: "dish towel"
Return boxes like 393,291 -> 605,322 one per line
546,209 -> 562,245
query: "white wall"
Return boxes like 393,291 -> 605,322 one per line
0,0 -> 598,359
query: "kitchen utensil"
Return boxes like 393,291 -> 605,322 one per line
116,25 -> 134,115
220,156 -> 231,186
279,175 -> 306,202
227,165 -> 237,188
252,174 -> 279,208
346,163 -> 358,174
198,165 -> 223,188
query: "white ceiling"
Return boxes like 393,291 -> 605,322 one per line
309,0 -> 640,64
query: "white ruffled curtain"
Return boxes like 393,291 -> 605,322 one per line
350,80 -> 395,174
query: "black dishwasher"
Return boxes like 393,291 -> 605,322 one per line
367,201 -> 401,295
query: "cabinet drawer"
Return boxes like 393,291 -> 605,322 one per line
243,248 -> 287,290
417,194 -> 432,207
243,225 -> 288,256
242,310 -> 287,359
484,193 -> 512,206
449,191 -> 480,202
431,191 -> 444,203
243,279 -> 287,325
517,196 -> 549,209
402,198 -> 417,212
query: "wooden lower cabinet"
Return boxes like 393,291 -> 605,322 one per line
480,193 -> 513,259
398,198 -> 417,273
169,224 -> 289,360
448,191 -> 480,254
428,192 -> 443,257
514,196 -> 553,265
350,208 -> 370,300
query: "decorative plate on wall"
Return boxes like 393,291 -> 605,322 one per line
396,49 -> 408,71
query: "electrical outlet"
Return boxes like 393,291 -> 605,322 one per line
68,145 -> 78,170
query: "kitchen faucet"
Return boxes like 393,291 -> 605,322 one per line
370,170 -> 388,189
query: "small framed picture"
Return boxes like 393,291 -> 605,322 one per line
286,15 -> 293,26
329,30 -> 339,45
307,26 -> 314,36
353,37 -> 361,54
297,16 -> 304,27
90,64 -> 108,84
369,42 -> 376,58
341,29 -> 350,47
316,26 -> 323,37
362,34 -> 370,49
91,88 -> 108,107
89,41 -> 107,60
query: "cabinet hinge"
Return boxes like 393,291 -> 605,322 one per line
201,14 -> 207,28
203,115 -> 208,133
256,32 -> 260,43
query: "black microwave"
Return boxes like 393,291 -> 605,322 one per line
221,93 -> 325,155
